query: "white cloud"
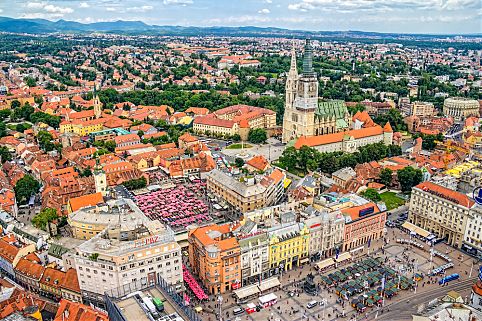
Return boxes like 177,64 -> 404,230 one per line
79,2 -> 90,9
26,2 -> 47,10
264,0 -> 273,3
126,5 -> 154,13
258,8 -> 270,14
287,0 -> 480,12
24,1 -> 74,18
0,9 -> 3,14
43,4 -> 73,14
105,7 -> 117,12
163,0 -> 194,5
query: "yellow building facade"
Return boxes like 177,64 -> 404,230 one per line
267,222 -> 310,273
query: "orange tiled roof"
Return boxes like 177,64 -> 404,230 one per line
194,116 -> 235,128
14,258 -> 45,280
268,169 -> 284,184
342,202 -> 380,221
40,267 -> 66,289
246,155 -> 269,171
179,132 -> 198,143
61,268 -> 80,293
54,299 -> 108,321
69,192 -> 104,212
415,181 -> 475,208
190,223 -> 239,251
0,238 -> 20,263
294,125 -> 384,149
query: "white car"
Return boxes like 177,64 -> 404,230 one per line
306,300 -> 318,309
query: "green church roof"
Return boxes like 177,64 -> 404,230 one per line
316,100 -> 349,120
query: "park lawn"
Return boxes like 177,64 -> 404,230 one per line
226,143 -> 253,149
380,191 -> 405,210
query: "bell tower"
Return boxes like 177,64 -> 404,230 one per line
93,85 -> 102,119
282,42 -> 299,143
93,158 -> 107,196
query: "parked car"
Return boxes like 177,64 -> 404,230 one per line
307,300 -> 318,309
233,307 -> 244,315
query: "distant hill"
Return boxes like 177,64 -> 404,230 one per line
0,16 -> 479,38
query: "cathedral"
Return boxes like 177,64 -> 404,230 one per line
282,40 -> 351,143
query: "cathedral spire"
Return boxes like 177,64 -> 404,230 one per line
302,39 -> 316,78
289,41 -> 298,77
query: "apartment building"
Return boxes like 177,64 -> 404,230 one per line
237,232 -> 269,286
408,181 -> 475,248
267,222 -> 310,274
206,168 -> 285,213
304,208 -> 345,259
68,198 -> 147,240
74,220 -> 182,304
188,223 -> 241,294
411,101 -> 435,118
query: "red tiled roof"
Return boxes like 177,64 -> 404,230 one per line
69,192 -> 104,212
415,181 -> 475,208
294,126 -> 383,149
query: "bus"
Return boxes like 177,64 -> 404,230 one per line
152,297 -> 164,312
439,273 -> 460,285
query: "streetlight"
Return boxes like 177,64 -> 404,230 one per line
217,295 -> 223,321
321,298 -> 328,321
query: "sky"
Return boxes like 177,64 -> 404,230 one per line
1,0 -> 481,34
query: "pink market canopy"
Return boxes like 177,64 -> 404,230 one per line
183,265 -> 209,300
135,181 -> 213,231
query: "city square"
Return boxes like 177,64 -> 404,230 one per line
198,226 -> 480,321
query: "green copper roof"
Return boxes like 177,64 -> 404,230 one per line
336,119 -> 349,129
302,39 -> 316,78
316,100 -> 349,120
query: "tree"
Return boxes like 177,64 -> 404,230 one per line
0,109 -> 11,121
32,207 -> 58,231
14,175 -> 40,205
0,146 -> 12,163
0,122 -> 6,137
277,146 -> 298,172
397,167 -> 423,193
379,168 -> 393,187
104,140 -> 116,152
361,188 -> 381,202
248,128 -> 267,144
10,100 -> 20,109
37,130 -> 55,152
24,76 -> 37,87
234,157 -> 245,168
123,177 -> 147,190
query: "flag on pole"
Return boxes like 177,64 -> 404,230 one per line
381,275 -> 385,291
368,238 -> 371,248
335,248 -> 340,260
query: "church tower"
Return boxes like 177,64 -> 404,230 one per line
93,85 -> 102,119
93,158 -> 107,196
282,42 -> 299,143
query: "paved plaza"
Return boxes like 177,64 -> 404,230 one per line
196,227 -> 481,321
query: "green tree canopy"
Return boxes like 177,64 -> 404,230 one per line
14,174 -> 40,205
397,167 -> 423,193
0,146 -> 12,163
234,157 -> 245,168
361,188 -> 382,202
379,168 -> 393,187
248,128 -> 267,144
32,207 -> 58,231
